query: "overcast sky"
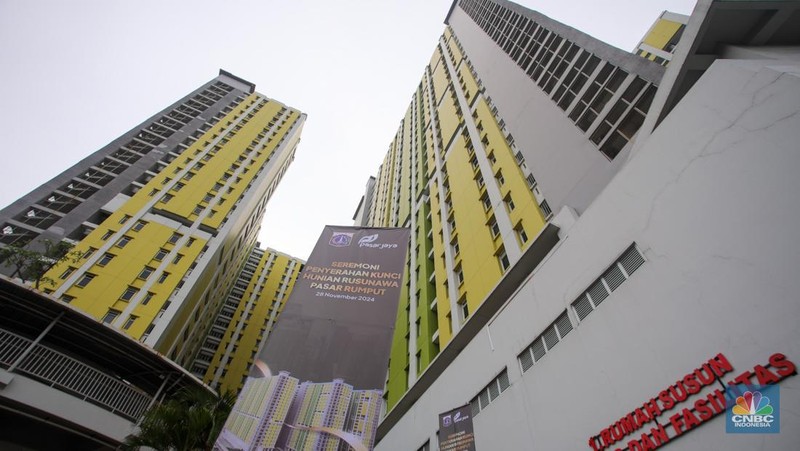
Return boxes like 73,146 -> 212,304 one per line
0,0 -> 697,260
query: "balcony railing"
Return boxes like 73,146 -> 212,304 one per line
0,327 -> 152,421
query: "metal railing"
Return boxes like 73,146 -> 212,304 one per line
0,327 -> 152,421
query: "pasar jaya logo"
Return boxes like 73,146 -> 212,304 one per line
358,233 -> 397,249
358,234 -> 379,245
358,234 -> 399,249
726,386 -> 779,434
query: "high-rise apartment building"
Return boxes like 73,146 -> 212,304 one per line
192,246 -> 304,393
218,372 -> 382,451
217,371 -> 300,449
361,0 -> 664,408
372,0 -> 800,450
0,70 -> 306,370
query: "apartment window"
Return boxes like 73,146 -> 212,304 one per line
602,84 -> 656,159
173,254 -> 183,264
455,265 -> 464,285
120,286 -> 138,301
540,200 -> 553,217
526,173 -> 537,189
161,194 -> 173,204
97,253 -> 114,266
138,266 -> 155,280
498,250 -> 510,272
115,236 -> 131,248
193,205 -> 203,215
203,194 -> 213,203
82,247 -> 96,259
183,172 -> 194,180
158,272 -> 170,284
186,238 -> 195,247
173,182 -> 185,191
460,299 -> 469,321
514,151 -> 525,166
101,309 -> 120,324
574,66 -> 628,132
118,214 -> 131,224
496,171 -> 505,186
132,220 -> 147,232
60,295 -> 74,304
505,195 -> 515,211
489,218 -> 500,238
101,230 -> 114,241
123,315 -> 137,330
169,233 -> 182,244
60,267 -> 75,280
452,240 -> 460,256
481,194 -> 491,211
154,248 -> 168,261
142,292 -> 154,305
75,273 -> 95,288
516,224 -> 528,244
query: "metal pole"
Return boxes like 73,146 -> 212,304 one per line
7,311 -> 64,373
136,373 -> 171,426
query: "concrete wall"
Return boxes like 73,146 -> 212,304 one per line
0,369 -> 133,446
376,57 -> 800,450
447,6 -> 661,215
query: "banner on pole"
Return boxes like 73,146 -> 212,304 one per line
216,226 -> 410,451
438,405 -> 477,451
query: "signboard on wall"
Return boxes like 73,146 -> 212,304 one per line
439,404 -> 477,451
215,226 -> 410,451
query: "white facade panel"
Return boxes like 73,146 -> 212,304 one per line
377,58 -> 800,451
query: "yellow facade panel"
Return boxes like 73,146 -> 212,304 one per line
436,88 -> 461,150
457,61 -> 480,105
446,34 -> 463,67
642,19 -> 683,51
428,47 -> 442,75
444,137 -> 502,314
431,56 -> 449,106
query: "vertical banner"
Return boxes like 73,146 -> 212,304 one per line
438,405 -> 477,451
216,226 -> 410,451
